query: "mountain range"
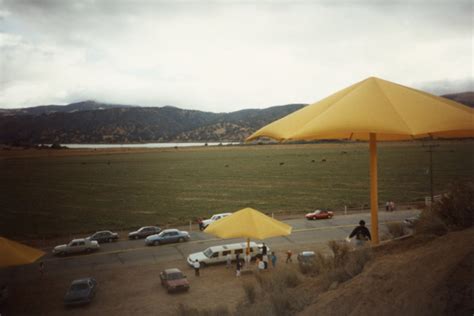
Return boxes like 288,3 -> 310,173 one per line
0,92 -> 472,145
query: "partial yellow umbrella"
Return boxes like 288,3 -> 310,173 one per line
247,77 -> 474,244
0,237 -> 46,268
204,207 -> 292,254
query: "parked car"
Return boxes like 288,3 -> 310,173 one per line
201,213 -> 232,230
160,268 -> 189,293
86,230 -> 119,243
53,239 -> 100,256
187,242 -> 267,267
297,251 -> 316,267
128,226 -> 161,239
64,277 -> 97,306
403,214 -> 421,228
145,229 -> 190,246
305,210 -> 334,220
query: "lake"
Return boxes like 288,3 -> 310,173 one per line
58,142 -> 241,149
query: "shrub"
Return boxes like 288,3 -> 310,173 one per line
177,304 -> 230,316
234,300 -> 275,316
328,240 -> 350,267
433,182 -> 473,229
254,271 -> 272,291
343,247 -> 372,278
415,210 -> 448,236
299,252 -> 333,276
280,266 -> 302,288
242,280 -> 257,304
269,290 -> 292,316
386,222 -> 405,238
256,266 -> 302,290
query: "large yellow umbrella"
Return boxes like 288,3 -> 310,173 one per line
0,236 -> 45,268
247,76 -> 474,244
204,207 -> 292,254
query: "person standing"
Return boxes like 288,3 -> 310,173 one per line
198,218 -> 204,231
347,220 -> 372,247
261,243 -> 267,256
193,259 -> 200,276
226,253 -> 232,269
286,250 -> 292,263
236,259 -> 242,277
244,248 -> 251,267
385,201 -> 390,211
271,252 -> 277,268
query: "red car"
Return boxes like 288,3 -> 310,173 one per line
160,268 -> 190,293
305,210 -> 334,220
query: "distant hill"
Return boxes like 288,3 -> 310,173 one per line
0,91 -> 471,145
441,92 -> 474,108
0,100 -> 135,116
0,102 -> 305,144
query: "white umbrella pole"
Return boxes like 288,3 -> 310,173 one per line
370,133 -> 379,244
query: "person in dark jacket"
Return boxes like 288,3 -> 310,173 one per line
348,220 -> 371,247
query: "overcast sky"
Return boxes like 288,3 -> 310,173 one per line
0,0 -> 472,112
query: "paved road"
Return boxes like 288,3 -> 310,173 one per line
8,209 -> 419,279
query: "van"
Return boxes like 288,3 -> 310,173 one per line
187,242 -> 268,266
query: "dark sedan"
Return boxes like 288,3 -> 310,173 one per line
86,231 -> 119,243
64,278 -> 97,306
128,226 -> 161,239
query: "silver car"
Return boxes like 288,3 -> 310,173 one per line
53,238 -> 100,256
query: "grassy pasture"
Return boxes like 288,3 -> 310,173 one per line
1,141 -> 472,238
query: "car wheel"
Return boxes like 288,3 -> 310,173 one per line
107,238 -> 113,243
178,237 -> 184,243
200,262 -> 206,268
86,248 -> 92,253
154,240 -> 160,246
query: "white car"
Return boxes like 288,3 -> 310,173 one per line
200,213 -> 232,230
187,242 -> 268,266
52,238 -> 100,256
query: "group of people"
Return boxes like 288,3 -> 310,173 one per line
385,201 -> 396,212
192,220 -> 372,278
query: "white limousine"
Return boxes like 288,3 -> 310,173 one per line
187,242 -> 269,266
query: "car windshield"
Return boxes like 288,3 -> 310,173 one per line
167,272 -> 184,280
70,283 -> 89,291
314,210 -> 321,214
203,248 -> 213,258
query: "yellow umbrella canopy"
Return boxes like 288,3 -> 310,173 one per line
0,237 -> 45,268
247,77 -> 473,142
247,77 -> 474,244
204,207 -> 292,240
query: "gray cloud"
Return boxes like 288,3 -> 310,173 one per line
0,0 -> 472,111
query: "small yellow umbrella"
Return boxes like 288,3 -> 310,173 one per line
204,207 -> 292,254
0,237 -> 45,268
247,77 -> 474,244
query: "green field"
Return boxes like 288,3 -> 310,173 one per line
1,141 -> 472,238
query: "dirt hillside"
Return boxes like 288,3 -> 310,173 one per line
300,228 -> 474,316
